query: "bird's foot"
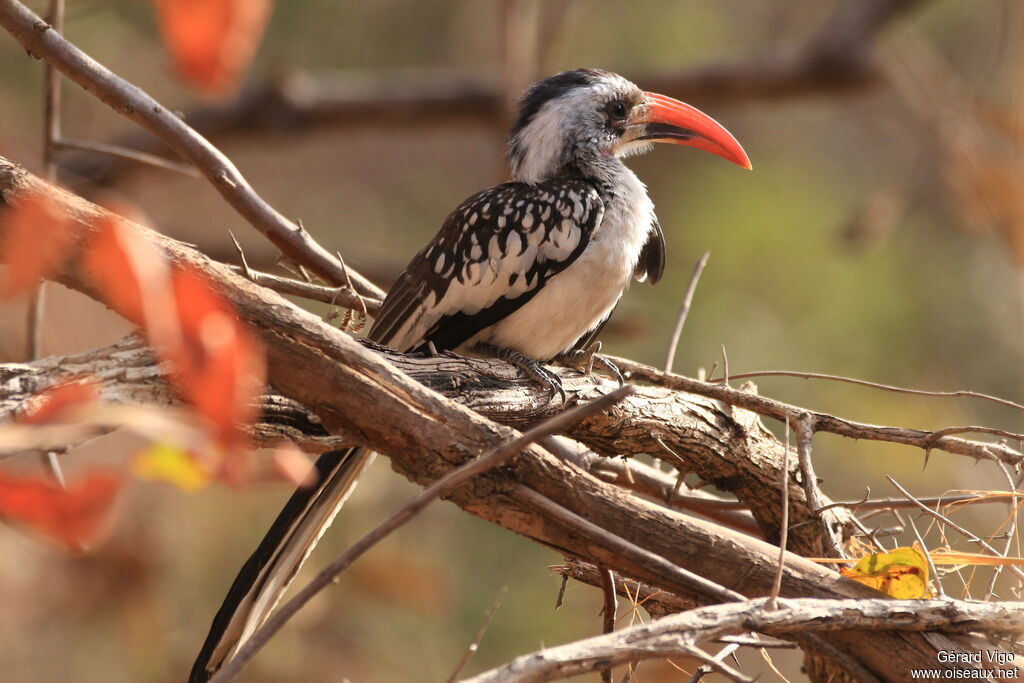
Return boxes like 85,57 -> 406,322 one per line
554,342 -> 625,387
475,343 -> 566,404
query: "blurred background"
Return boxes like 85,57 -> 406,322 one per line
0,0 -> 1022,680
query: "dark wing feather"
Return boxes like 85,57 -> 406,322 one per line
369,178 -> 605,352
635,216 -> 666,284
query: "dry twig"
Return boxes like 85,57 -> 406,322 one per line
612,356 -> 1024,467
445,587 -> 507,683
886,475 -> 1024,583
768,417 -> 791,611
795,414 -> 844,558
706,368 -> 1024,416
598,566 -> 617,683
664,251 -> 710,373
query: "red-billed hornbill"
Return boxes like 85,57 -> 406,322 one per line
190,69 -> 750,681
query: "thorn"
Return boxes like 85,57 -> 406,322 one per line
720,344 -> 730,386
555,574 -> 568,610
336,251 -> 368,320
227,229 -> 253,280
42,450 -> 66,489
216,169 -> 237,187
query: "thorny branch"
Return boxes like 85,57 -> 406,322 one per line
611,355 -> 1024,467
0,156 -> 1019,681
226,264 -> 382,316
0,0 -> 384,301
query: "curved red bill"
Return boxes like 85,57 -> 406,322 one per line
638,92 -> 752,170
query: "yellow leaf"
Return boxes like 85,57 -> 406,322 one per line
133,442 -> 210,493
840,545 -> 930,599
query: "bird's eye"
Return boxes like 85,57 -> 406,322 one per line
608,100 -> 628,120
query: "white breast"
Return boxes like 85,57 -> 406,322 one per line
473,168 -> 655,359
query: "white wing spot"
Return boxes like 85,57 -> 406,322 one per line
506,231 -> 522,256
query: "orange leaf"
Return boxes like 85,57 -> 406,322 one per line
17,379 -> 98,425
81,217 -> 265,454
0,471 -> 123,552
81,214 -> 175,330
153,0 -> 272,94
0,191 -> 74,297
167,265 -> 265,450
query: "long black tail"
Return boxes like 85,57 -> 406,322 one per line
189,446 -> 374,682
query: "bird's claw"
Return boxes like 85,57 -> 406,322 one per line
555,342 -> 624,387
477,343 -> 567,405
591,354 -> 625,387
535,365 -> 567,405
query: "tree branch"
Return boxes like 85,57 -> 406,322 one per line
0,0 -> 383,299
611,356 -> 1024,467
464,597 -> 1024,683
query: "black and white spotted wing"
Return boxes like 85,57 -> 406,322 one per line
369,178 -> 605,353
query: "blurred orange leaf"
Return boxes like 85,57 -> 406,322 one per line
133,442 -> 210,493
0,191 -> 74,297
17,379 -> 98,425
168,265 -> 265,451
153,0 -> 272,94
840,545 -> 930,599
81,214 -> 174,330
0,471 -> 123,552
79,215 -> 265,466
